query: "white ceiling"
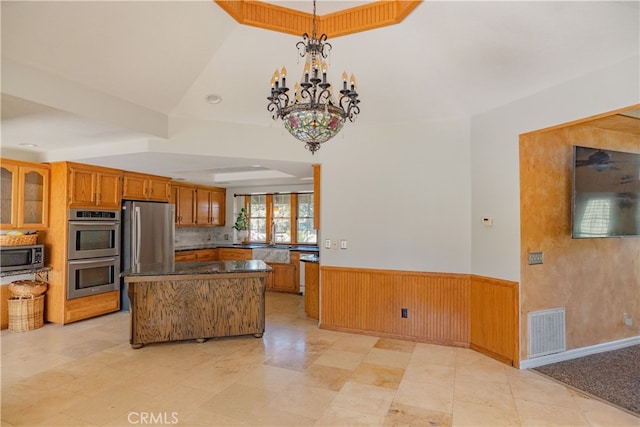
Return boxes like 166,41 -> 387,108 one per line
1,1 -> 639,187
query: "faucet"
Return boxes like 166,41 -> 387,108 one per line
270,222 -> 276,246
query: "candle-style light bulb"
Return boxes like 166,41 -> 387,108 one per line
294,82 -> 300,101
281,66 -> 287,88
304,62 -> 310,83
350,74 -> 356,91
342,71 -> 348,90
322,62 -> 328,83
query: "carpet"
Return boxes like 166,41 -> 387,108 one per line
533,344 -> 640,417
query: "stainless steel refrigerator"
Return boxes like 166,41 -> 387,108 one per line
120,201 -> 175,310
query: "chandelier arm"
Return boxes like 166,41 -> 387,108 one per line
265,0 -> 360,154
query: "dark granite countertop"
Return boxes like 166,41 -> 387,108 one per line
300,254 -> 319,263
121,260 -> 271,277
175,243 -> 319,253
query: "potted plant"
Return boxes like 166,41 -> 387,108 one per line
233,207 -> 249,241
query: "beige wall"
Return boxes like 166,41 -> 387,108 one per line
519,121 -> 640,361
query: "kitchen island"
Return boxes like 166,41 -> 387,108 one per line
122,260 -> 271,348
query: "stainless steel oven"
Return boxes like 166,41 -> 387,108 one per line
68,209 -> 120,260
67,256 -> 120,299
67,209 -> 120,299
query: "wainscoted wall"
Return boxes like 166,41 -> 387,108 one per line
519,116 -> 640,362
320,267 -> 472,347
470,275 -> 519,367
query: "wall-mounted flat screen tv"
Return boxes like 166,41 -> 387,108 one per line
572,146 -> 640,238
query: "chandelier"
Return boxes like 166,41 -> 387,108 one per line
267,0 -> 360,154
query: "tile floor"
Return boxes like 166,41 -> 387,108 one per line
1,292 -> 638,427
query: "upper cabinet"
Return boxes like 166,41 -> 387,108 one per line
171,183 -> 196,226
67,163 -> 122,209
123,172 -> 171,202
195,186 -> 226,226
0,159 -> 50,229
45,161 -> 121,211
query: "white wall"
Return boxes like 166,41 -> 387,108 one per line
470,55 -> 640,281
319,117 -> 472,274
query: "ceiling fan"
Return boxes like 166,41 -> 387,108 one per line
575,149 -> 618,171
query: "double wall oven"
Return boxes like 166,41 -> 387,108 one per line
67,209 -> 120,299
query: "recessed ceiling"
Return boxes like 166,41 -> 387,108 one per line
1,1 -> 638,186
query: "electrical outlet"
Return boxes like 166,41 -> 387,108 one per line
340,239 -> 347,249
623,312 -> 633,327
324,239 -> 331,249
401,308 -> 408,318
528,251 -> 543,265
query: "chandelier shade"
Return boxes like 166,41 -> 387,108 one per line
267,0 -> 360,154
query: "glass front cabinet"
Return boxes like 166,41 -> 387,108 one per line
0,160 -> 49,230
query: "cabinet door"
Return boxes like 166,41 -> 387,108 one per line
271,263 -> 298,293
122,174 -> 147,200
210,189 -> 226,226
196,249 -> 217,261
18,165 -> 49,229
195,189 -> 212,225
175,186 -> 196,226
217,248 -> 252,260
68,167 -> 96,208
1,164 -> 18,227
147,178 -> 170,202
175,250 -> 197,262
96,171 -> 121,209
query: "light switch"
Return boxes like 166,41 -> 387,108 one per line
324,239 -> 331,249
340,239 -> 347,249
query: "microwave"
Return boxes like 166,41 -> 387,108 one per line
0,244 -> 44,272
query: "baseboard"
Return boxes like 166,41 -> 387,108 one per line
519,336 -> 640,369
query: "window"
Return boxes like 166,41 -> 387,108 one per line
242,192 -> 315,245
273,194 -> 291,243
248,194 -> 267,242
297,193 -> 317,244
578,198 -> 611,237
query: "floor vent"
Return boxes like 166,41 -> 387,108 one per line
528,307 -> 566,358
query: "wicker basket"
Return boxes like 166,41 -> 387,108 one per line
0,233 -> 38,246
9,280 -> 48,298
8,295 -> 44,332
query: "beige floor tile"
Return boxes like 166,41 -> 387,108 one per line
572,394 -> 640,427
1,291 -> 636,427
374,337 -> 417,353
293,363 -> 352,391
452,399 -> 521,427
314,405 -> 386,426
330,380 -> 396,418
313,348 -> 366,371
508,371 -> 577,409
350,361 -> 405,389
384,401 -> 452,426
363,346 -> 413,369
514,398 -> 590,426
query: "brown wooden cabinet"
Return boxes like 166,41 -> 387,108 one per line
196,186 -> 226,226
303,260 -> 319,319
175,248 -> 218,262
43,161 -> 123,325
0,159 -> 49,229
171,184 -> 196,226
123,172 -> 171,202
217,247 -> 252,261
268,262 -> 298,292
67,162 -> 121,209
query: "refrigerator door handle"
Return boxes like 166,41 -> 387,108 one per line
134,207 -> 141,265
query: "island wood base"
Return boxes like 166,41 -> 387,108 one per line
126,272 -> 267,348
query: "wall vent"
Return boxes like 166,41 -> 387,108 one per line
528,307 -> 566,358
